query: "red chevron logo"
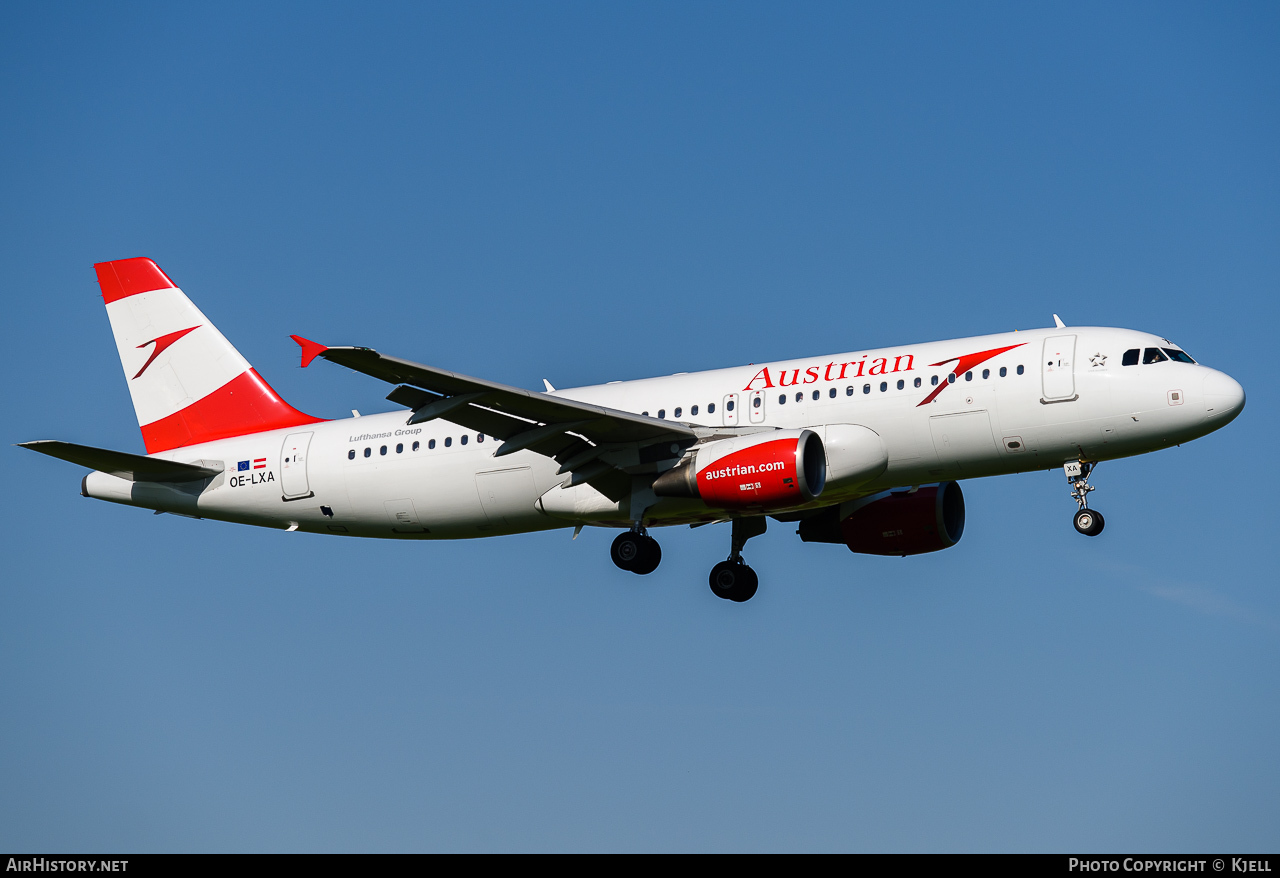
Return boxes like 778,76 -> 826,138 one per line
133,325 -> 201,379
916,343 -> 1026,406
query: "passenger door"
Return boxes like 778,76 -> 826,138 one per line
280,431 -> 314,500
748,389 -> 767,424
1042,335 -> 1077,401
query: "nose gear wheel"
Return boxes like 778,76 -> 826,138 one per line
1073,508 -> 1105,536
1065,460 -> 1104,537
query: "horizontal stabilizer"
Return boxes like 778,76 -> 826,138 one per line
18,440 -> 223,482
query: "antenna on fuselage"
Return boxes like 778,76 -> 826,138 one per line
1053,314 -> 1066,328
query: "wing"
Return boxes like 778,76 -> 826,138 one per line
19,440 -> 223,482
293,337 -> 697,488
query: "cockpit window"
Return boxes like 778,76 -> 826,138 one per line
1162,348 -> 1196,364
1142,348 -> 1168,365
1122,349 -> 1139,366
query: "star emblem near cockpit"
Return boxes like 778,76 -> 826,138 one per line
1090,353 -> 1107,367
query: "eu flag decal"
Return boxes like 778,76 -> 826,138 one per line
237,460 -> 250,471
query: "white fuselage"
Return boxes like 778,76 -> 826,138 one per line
82,326 -> 1243,538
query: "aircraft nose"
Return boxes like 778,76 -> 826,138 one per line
1202,369 -> 1245,424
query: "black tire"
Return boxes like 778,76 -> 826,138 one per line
1073,508 -> 1105,537
611,531 -> 643,571
729,565 -> 759,602
631,536 -> 662,575
709,560 -> 758,602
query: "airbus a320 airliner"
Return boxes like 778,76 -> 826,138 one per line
23,258 -> 1246,602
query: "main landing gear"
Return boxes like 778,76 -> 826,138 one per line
709,517 -> 766,603
1066,460 -> 1105,537
611,529 -> 661,575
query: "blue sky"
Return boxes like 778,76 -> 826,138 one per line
2,2 -> 1277,852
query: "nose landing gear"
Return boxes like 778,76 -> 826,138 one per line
709,517 -> 766,602
611,529 -> 661,575
1066,461 -> 1105,536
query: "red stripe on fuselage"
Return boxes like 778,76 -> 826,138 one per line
139,369 -> 324,453
95,258 -> 178,304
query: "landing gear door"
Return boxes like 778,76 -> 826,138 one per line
1042,335 -> 1077,401
748,389 -> 767,424
722,393 -> 739,426
281,431 -> 314,500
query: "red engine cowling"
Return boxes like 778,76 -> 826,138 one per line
797,481 -> 965,556
653,429 -> 826,511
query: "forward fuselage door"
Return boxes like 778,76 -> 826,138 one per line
281,431 -> 314,500
748,389 -> 767,424
1042,335 -> 1077,401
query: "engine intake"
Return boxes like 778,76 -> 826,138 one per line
653,429 -> 825,510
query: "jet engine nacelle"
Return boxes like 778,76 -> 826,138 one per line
817,424 -> 889,491
653,428 -> 825,510
798,481 -> 965,556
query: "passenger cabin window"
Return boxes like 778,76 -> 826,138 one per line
812,390 -> 820,401
476,434 -> 484,443
879,382 -> 887,392
674,407 -> 682,418
396,443 -> 403,453
1122,349 -> 1140,366
658,409 -> 665,419
778,394 -> 786,405
999,367 -> 1007,377
914,377 -> 921,387
794,391 -> 802,402
460,435 -> 468,445
1163,348 -> 1196,364
1143,348 -> 1168,364
846,386 -> 854,396
964,371 -> 973,381
896,379 -> 904,390
348,449 -> 355,460
1016,365 -> 1025,375
708,403 -> 715,414
380,445 -> 387,455
863,384 -> 870,394
948,373 -> 956,384
412,441 -> 420,451
444,437 -> 452,447
982,369 -> 989,379
364,447 -> 371,458
429,439 -> 436,449
691,405 -> 699,416
931,375 -> 939,386
829,387 -> 837,398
